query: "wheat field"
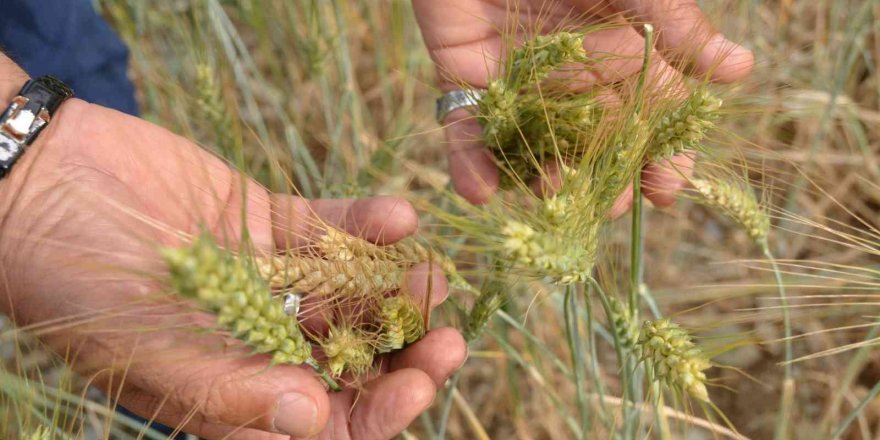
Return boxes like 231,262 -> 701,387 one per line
2,1 -> 880,439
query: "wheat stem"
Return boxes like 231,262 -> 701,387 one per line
436,372 -> 461,440
630,176 -> 643,318
764,244 -> 794,440
819,322 -> 880,435
588,278 -> 636,432
582,286 -> 613,429
564,285 -> 590,438
830,378 -> 880,440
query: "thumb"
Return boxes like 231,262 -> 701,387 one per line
612,0 -> 754,83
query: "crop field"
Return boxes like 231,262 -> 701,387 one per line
2,1 -> 880,439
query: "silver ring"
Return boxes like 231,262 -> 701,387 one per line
435,89 -> 484,124
282,292 -> 303,317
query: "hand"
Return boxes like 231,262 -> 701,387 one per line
413,0 -> 754,211
0,92 -> 466,438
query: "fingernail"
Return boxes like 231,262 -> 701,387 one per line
273,392 -> 317,437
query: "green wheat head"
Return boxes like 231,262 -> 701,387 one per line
321,328 -> 375,377
376,296 -> 425,353
162,234 -> 312,365
638,319 -> 712,403
607,296 -> 640,353
691,177 -> 770,245
477,31 -> 598,186
648,88 -> 722,162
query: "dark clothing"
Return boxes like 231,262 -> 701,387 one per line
0,0 -> 139,115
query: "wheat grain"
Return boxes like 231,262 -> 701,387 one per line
262,255 -> 402,297
476,31 -> 597,186
465,275 -> 508,342
507,32 -> 588,86
194,64 -> 234,156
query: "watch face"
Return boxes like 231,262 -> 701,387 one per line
0,133 -> 22,163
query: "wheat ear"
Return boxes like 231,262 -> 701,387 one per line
691,178 -> 770,244
162,235 -> 312,366
375,295 -> 426,353
320,327 -> 375,377
607,295 -> 640,354
648,89 -> 722,162
638,319 -> 712,403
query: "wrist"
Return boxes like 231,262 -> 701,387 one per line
0,54 -> 75,223
0,53 -> 31,107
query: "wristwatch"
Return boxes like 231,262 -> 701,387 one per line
0,76 -> 74,178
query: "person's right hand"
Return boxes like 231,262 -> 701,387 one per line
0,65 -> 466,439
413,0 -> 754,213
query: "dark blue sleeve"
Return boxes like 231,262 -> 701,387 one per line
0,0 -> 139,115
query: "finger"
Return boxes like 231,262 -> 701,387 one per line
412,1 -> 503,204
641,153 -> 695,207
389,327 -> 467,387
531,160 -> 565,198
577,25 -> 686,94
609,183 -> 634,219
271,195 -> 418,249
444,110 -> 499,204
101,337 -> 332,439
343,368 -> 436,440
403,261 -> 450,310
613,0 -> 754,82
